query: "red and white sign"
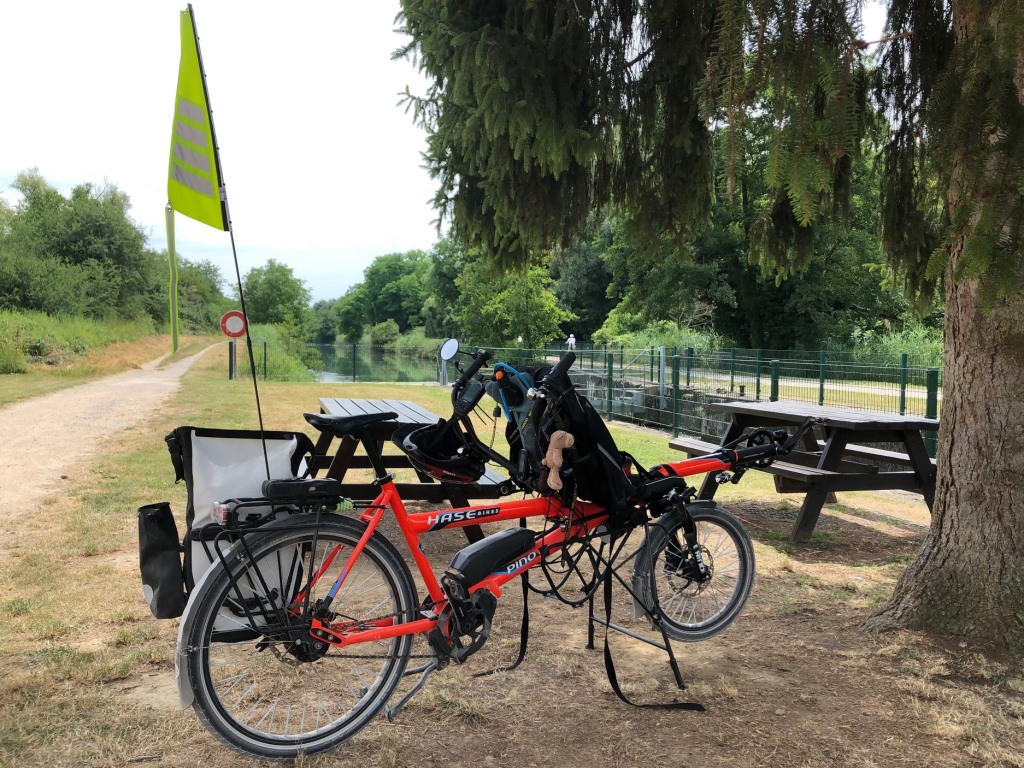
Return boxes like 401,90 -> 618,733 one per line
220,310 -> 247,338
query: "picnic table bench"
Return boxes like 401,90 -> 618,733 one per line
311,397 -> 514,542
669,400 -> 939,542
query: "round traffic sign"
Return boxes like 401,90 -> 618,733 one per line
220,310 -> 247,338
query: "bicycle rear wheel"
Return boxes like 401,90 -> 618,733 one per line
633,503 -> 755,642
182,514 -> 417,760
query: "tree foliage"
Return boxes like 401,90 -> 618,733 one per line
177,258 -> 233,333
398,1 -> 1024,652
360,251 -> 431,332
240,259 -> 311,326
0,170 -> 166,320
455,259 -> 575,347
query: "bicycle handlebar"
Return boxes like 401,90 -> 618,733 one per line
454,349 -> 491,389
725,417 -> 822,467
543,351 -> 576,384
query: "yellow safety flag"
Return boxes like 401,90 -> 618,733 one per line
167,5 -> 227,231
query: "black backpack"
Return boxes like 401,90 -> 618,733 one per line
488,361 -> 636,508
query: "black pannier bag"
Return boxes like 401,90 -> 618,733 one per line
138,502 -> 186,619
137,426 -> 315,620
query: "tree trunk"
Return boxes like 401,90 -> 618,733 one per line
864,1 -> 1024,652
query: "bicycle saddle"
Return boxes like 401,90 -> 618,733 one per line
304,412 -> 398,437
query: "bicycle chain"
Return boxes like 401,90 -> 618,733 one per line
251,600 -> 448,663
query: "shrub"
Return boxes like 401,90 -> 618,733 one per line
394,328 -> 446,359
0,340 -> 27,374
369,320 -> 401,348
0,310 -> 153,362
241,324 -> 314,382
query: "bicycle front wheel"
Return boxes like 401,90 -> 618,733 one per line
182,514 -> 417,760
633,502 -> 755,642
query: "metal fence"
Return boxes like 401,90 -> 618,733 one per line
443,345 -> 942,455
228,341 -> 441,383
229,341 -> 942,452
568,347 -> 942,439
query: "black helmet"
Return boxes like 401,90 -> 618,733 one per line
395,421 -> 485,484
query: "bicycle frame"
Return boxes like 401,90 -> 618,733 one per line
305,452 -> 738,650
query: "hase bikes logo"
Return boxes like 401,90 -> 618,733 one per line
425,507 -> 501,531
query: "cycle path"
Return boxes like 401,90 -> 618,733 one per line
0,346 -> 214,528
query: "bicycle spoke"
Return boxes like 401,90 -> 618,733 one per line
186,518 -> 416,758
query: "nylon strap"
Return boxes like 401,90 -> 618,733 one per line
601,563 -> 705,712
474,572 -> 530,677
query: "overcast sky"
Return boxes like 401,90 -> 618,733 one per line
1,1 -> 439,303
1,2 -> 888,305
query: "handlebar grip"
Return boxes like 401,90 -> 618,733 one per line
733,444 -> 779,463
541,351 -> 576,386
455,349 -> 491,387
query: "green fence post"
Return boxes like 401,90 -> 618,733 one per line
770,359 -> 780,402
650,347 -> 654,386
228,340 -> 235,380
263,341 -> 268,380
606,353 -> 614,419
925,368 -> 939,419
898,353 -> 909,415
619,345 -> 624,370
730,348 -> 736,392
925,367 -> 939,457
818,350 -> 826,406
352,343 -> 357,383
684,347 -> 694,387
755,349 -> 762,400
671,355 -> 681,437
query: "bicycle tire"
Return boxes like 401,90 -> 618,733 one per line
632,503 -> 755,642
183,514 -> 417,760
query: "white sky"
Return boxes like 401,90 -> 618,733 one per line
0,1 -> 439,303
1,2 -> 888,305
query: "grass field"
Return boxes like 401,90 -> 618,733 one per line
0,350 -> 1019,768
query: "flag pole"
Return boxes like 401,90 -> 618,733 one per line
185,4 -> 270,478
165,204 -> 180,353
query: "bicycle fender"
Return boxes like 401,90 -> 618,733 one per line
175,549 -> 231,709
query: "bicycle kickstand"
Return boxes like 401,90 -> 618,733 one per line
384,659 -> 440,722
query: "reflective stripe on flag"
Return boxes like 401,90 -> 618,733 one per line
167,6 -> 227,231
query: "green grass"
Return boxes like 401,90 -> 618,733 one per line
0,310 -> 153,362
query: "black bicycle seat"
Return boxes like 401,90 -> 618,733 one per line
304,412 -> 398,437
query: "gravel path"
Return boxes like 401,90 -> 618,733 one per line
0,347 -> 212,523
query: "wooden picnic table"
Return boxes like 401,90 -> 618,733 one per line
669,400 -> 939,542
311,397 -> 511,542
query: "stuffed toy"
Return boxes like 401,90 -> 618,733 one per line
543,430 -> 575,491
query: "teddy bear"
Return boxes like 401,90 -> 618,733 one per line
543,430 -> 575,491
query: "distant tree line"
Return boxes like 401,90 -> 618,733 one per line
0,169 -> 232,333
326,138 -> 941,352
1,162 -> 941,358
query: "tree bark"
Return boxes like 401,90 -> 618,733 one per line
864,0 -> 1024,652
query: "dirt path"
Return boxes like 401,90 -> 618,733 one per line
0,347 -> 213,525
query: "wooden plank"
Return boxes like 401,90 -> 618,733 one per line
379,399 -> 439,424
711,399 -> 940,432
814,439 -> 937,468
669,437 -> 722,455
